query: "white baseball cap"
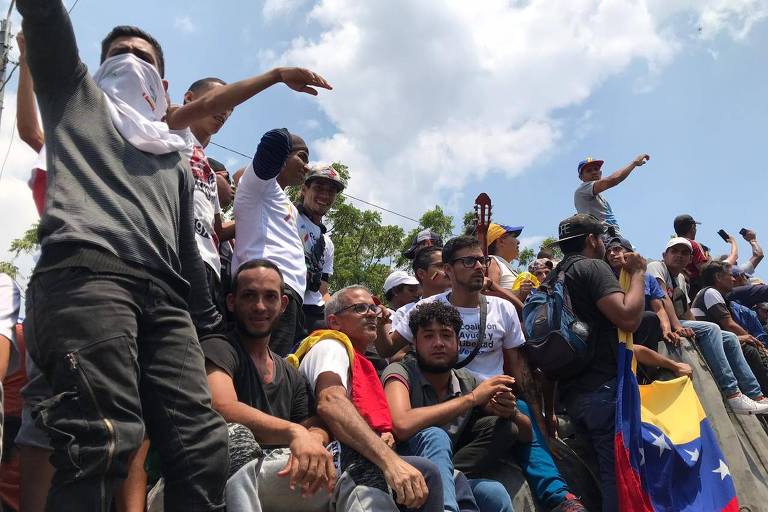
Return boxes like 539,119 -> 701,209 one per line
383,270 -> 419,293
665,237 -> 693,251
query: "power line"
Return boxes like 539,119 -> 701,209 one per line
209,140 -> 422,225
0,121 -> 15,182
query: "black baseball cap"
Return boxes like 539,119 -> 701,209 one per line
673,214 -> 701,235
403,229 -> 443,259
604,236 -> 633,252
552,214 -> 606,245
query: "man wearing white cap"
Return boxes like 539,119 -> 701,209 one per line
647,238 -> 768,415
383,270 -> 421,312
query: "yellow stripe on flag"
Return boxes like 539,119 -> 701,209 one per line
639,377 -> 706,445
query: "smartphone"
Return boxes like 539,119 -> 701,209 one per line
740,228 -> 749,237
717,229 -> 730,242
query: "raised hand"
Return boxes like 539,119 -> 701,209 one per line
278,67 -> 333,96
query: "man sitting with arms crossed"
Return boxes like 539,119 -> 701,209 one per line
647,239 -> 768,414
291,286 -> 444,511
202,260 -> 335,511
384,301 -> 530,512
379,236 -> 586,512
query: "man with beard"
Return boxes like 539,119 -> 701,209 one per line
378,236 -> 586,512
383,301 -> 528,512
202,260 -> 336,511
297,165 -> 346,333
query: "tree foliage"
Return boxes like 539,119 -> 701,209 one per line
0,223 -> 40,279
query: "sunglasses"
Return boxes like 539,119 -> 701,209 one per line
451,256 -> 491,268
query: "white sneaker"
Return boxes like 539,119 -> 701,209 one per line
727,393 -> 768,415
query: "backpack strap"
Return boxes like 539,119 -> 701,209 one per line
454,295 -> 488,369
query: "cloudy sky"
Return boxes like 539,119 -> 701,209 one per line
1,0 -> 767,287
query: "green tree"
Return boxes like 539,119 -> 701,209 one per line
539,236 -> 563,260
1,223 -> 40,279
396,206 -> 454,267
517,247 -> 535,270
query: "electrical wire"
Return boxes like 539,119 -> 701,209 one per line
208,140 -> 422,225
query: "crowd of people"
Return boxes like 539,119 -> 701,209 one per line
0,2 -> 766,512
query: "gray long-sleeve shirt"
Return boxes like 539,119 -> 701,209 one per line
18,0 -> 221,333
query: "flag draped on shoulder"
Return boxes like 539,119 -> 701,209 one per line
614,270 -> 739,511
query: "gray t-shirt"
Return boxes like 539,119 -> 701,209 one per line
574,181 -> 618,227
647,261 -> 690,319
382,357 -> 477,444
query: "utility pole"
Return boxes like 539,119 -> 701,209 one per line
0,0 -> 16,129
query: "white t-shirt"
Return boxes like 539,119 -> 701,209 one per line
299,338 -> 350,395
233,163 -> 307,297
180,131 -> 222,277
490,255 -> 518,291
298,212 -> 334,306
0,273 -> 20,374
393,292 -> 525,382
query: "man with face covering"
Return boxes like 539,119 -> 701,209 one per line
16,2 -> 329,510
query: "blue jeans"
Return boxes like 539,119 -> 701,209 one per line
512,400 -> 570,509
562,379 -> 617,512
402,427 -> 513,512
682,320 -> 762,398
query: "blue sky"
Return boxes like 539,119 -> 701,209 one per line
1,0 -> 767,286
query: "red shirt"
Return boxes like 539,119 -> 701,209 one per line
684,239 -> 707,280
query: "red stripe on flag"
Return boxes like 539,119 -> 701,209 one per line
722,496 -> 740,512
614,432 -> 654,512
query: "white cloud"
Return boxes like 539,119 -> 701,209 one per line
263,0 -> 309,22
264,0 -> 766,225
173,16 -> 198,33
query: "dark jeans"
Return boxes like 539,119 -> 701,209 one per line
24,268 -> 229,512
742,343 -> 768,396
562,378 -> 617,512
269,286 -> 305,356
453,415 -> 518,478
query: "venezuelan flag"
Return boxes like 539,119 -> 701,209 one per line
615,271 -> 738,511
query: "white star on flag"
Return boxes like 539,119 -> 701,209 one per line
684,448 -> 700,463
650,431 -> 671,456
713,459 -> 730,480
639,448 -> 645,466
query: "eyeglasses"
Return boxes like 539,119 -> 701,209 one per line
451,256 -> 491,268
336,303 -> 382,315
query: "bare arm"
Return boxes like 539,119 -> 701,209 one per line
375,322 -> 409,359
632,345 -> 691,378
504,347 -> 546,435
482,278 -> 524,315
0,336 -> 11,380
724,237 -> 738,266
592,154 -> 649,195
315,372 -> 428,509
213,214 -> 235,242
166,67 -> 332,130
596,258 -> 646,332
15,33 -> 44,153
384,375 -> 514,441
743,231 -> 764,270
207,367 -> 335,494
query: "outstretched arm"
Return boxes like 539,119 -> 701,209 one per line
17,0 -> 85,97
592,154 -> 649,195
166,68 -> 332,130
724,236 -> 738,266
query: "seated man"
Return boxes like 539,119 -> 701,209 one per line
647,239 -> 768,414
379,235 -> 586,512
754,303 -> 768,332
292,286 -> 444,511
384,301 -> 528,512
202,259 -> 335,511
603,236 -> 692,381
691,262 -> 768,397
